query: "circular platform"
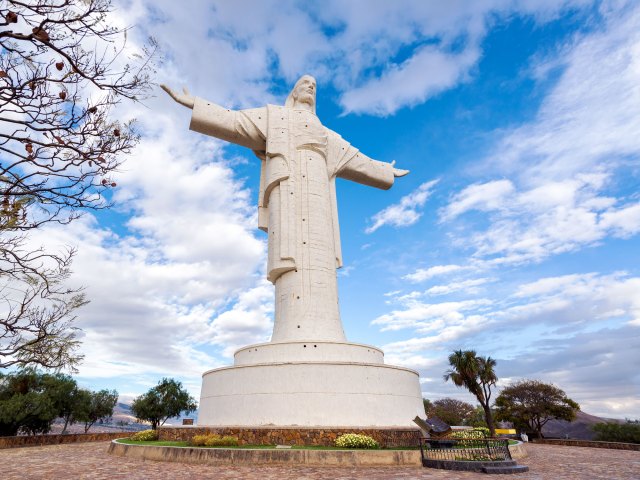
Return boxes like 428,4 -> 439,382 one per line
233,340 -> 384,365
199,359 -> 423,427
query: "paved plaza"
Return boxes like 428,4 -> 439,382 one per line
1,441 -> 638,479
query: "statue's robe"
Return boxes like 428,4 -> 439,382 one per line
190,99 -> 394,342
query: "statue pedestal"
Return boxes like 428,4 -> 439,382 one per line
198,341 -> 424,427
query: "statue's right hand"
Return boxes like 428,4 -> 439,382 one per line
160,84 -> 195,109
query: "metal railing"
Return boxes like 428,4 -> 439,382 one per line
420,437 -> 512,462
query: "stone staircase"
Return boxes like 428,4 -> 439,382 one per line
481,460 -> 530,474
422,459 -> 529,474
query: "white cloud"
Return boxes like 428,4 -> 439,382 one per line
492,4 -> 640,183
205,282 -> 274,358
341,45 -> 480,116
403,264 -> 468,283
426,277 -> 494,296
441,179 -> 515,221
378,271 -> 640,416
115,0 -> 597,117
366,180 -> 438,233
438,4 -> 640,265
599,203 -> 640,238
372,298 -> 492,334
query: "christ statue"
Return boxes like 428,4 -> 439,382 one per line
162,76 -> 408,344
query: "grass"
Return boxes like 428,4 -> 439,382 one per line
117,438 -> 519,450
116,439 -> 419,450
117,439 -> 275,448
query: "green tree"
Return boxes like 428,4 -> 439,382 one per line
0,369 -> 58,435
423,398 -> 432,416
468,405 -> 489,428
494,379 -> 580,438
74,388 -> 118,433
131,378 -> 197,430
444,350 -> 498,436
41,373 -> 78,433
425,397 -> 476,426
0,0 -> 156,372
592,420 -> 640,444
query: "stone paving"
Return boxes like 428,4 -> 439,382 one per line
1,441 -> 639,479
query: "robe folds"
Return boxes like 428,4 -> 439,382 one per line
190,98 -> 395,342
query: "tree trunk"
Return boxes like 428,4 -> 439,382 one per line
62,417 -> 70,434
482,403 -> 496,437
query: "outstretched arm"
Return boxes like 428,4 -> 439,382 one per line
160,84 -> 266,150
336,149 -> 409,190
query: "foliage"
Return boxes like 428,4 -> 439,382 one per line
592,420 -> 640,444
41,372 -> 77,433
130,429 -> 159,441
131,378 -> 197,430
449,427 -> 490,439
467,405 -> 490,428
0,0 -> 156,372
73,388 -> 118,433
335,433 -> 379,449
189,433 -> 239,447
494,379 -> 579,438
425,397 -> 476,426
0,369 -> 56,435
444,350 -> 498,436
0,369 -> 118,436
423,398 -> 432,416
455,453 -> 503,462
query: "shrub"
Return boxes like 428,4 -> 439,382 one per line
189,433 -> 239,447
130,429 -> 158,441
335,433 -> 379,449
592,421 -> 640,444
449,427 -> 489,439
189,434 -> 208,446
206,435 -> 239,447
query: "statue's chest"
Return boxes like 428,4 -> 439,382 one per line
291,110 -> 326,151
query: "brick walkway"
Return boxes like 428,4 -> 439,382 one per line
1,441 -> 639,479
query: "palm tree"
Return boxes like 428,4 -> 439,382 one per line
444,349 -> 498,436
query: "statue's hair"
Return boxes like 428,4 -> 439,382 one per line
285,75 -> 316,113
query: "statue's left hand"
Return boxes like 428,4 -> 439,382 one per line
391,160 -> 410,177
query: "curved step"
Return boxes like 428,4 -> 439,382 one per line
482,464 -> 530,474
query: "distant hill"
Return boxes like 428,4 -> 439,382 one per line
542,411 -> 624,440
111,402 -> 138,425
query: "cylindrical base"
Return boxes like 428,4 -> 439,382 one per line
199,361 -> 424,427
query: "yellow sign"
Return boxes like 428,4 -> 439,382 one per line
495,429 -> 517,435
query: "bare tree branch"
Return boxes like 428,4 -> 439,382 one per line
0,0 -> 157,371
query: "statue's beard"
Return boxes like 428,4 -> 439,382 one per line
296,92 -> 315,107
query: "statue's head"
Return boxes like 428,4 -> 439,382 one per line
285,75 -> 316,113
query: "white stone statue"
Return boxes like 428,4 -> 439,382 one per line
162,76 -> 408,343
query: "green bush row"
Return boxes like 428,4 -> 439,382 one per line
189,433 -> 239,447
130,429 -> 159,441
449,427 -> 489,439
334,433 -> 379,449
592,422 -> 640,444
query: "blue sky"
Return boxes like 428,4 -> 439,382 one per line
33,0 -> 639,419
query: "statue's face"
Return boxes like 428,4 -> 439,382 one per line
293,76 -> 316,108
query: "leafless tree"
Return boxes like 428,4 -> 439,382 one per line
0,0 -> 156,370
